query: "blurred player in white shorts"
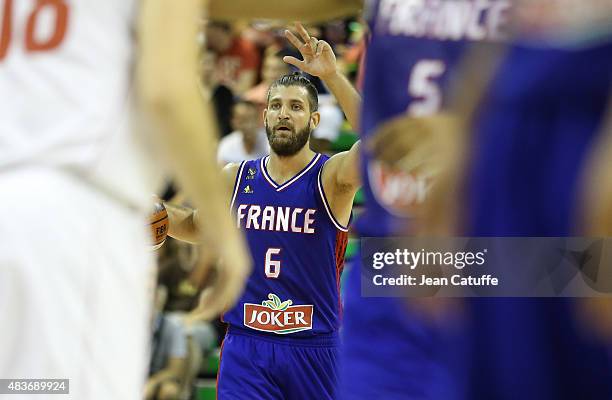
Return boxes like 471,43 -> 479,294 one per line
0,0 -> 251,398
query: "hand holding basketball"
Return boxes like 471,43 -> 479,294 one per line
149,199 -> 169,250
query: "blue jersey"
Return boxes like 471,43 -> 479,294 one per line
343,1 -> 612,399
224,153 -> 348,338
355,0 -> 510,236
341,2 -> 510,399
468,42 -> 612,236
463,38 -> 612,400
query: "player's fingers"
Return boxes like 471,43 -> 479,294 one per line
320,40 -> 333,55
295,23 -> 311,47
366,127 -> 389,153
197,261 -> 246,320
368,116 -> 437,164
381,142 -> 412,165
199,249 -> 250,317
284,30 -> 304,50
397,145 -> 435,174
189,253 -> 216,290
218,264 -> 248,312
367,117 -> 409,151
316,43 -> 323,57
368,127 -> 408,163
193,287 -> 215,320
309,37 -> 318,53
283,56 -> 306,69
195,278 -> 229,321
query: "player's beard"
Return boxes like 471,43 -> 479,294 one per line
265,121 -> 311,157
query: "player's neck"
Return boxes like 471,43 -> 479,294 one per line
267,146 -> 316,185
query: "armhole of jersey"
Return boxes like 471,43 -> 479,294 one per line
317,160 -> 349,232
229,161 -> 247,212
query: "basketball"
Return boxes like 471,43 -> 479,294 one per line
149,200 -> 169,250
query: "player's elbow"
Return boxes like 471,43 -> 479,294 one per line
336,142 -> 361,190
335,175 -> 361,194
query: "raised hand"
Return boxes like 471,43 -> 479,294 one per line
367,113 -> 464,235
283,23 -> 337,79
367,113 -> 460,179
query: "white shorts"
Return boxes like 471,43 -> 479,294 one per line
0,167 -> 156,400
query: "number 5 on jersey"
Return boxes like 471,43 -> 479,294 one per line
408,59 -> 446,116
1,0 -> 70,61
265,248 -> 282,278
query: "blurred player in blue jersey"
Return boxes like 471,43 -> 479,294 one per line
457,5 -> 612,398
358,1 -> 612,399
166,25 -> 362,399
337,1 -> 512,399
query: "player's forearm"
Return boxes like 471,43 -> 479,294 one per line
321,70 -> 362,131
164,201 -> 199,244
208,0 -> 362,22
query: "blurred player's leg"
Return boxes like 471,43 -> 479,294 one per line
340,258 -> 468,400
0,168 -> 154,399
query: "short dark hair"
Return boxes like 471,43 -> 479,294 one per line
266,72 -> 319,112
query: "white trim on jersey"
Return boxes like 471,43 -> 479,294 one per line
229,161 -> 247,211
261,154 -> 322,192
260,157 -> 278,189
317,162 -> 349,232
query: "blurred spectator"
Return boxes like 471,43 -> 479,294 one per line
244,49 -> 291,129
157,239 -> 202,312
145,287 -> 188,400
342,21 -> 368,89
218,100 -> 268,164
311,93 -> 344,152
242,21 -> 282,50
200,50 -> 234,137
206,21 -> 260,96
323,20 -> 349,48
244,49 -> 290,107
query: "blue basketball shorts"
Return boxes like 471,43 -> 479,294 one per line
217,326 -> 339,400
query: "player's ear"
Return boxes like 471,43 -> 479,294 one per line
263,108 -> 268,125
310,111 -> 320,130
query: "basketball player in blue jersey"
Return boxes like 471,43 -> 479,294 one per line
166,25 -> 362,399
336,2 -> 509,398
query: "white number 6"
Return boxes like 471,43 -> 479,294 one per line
265,248 -> 282,278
